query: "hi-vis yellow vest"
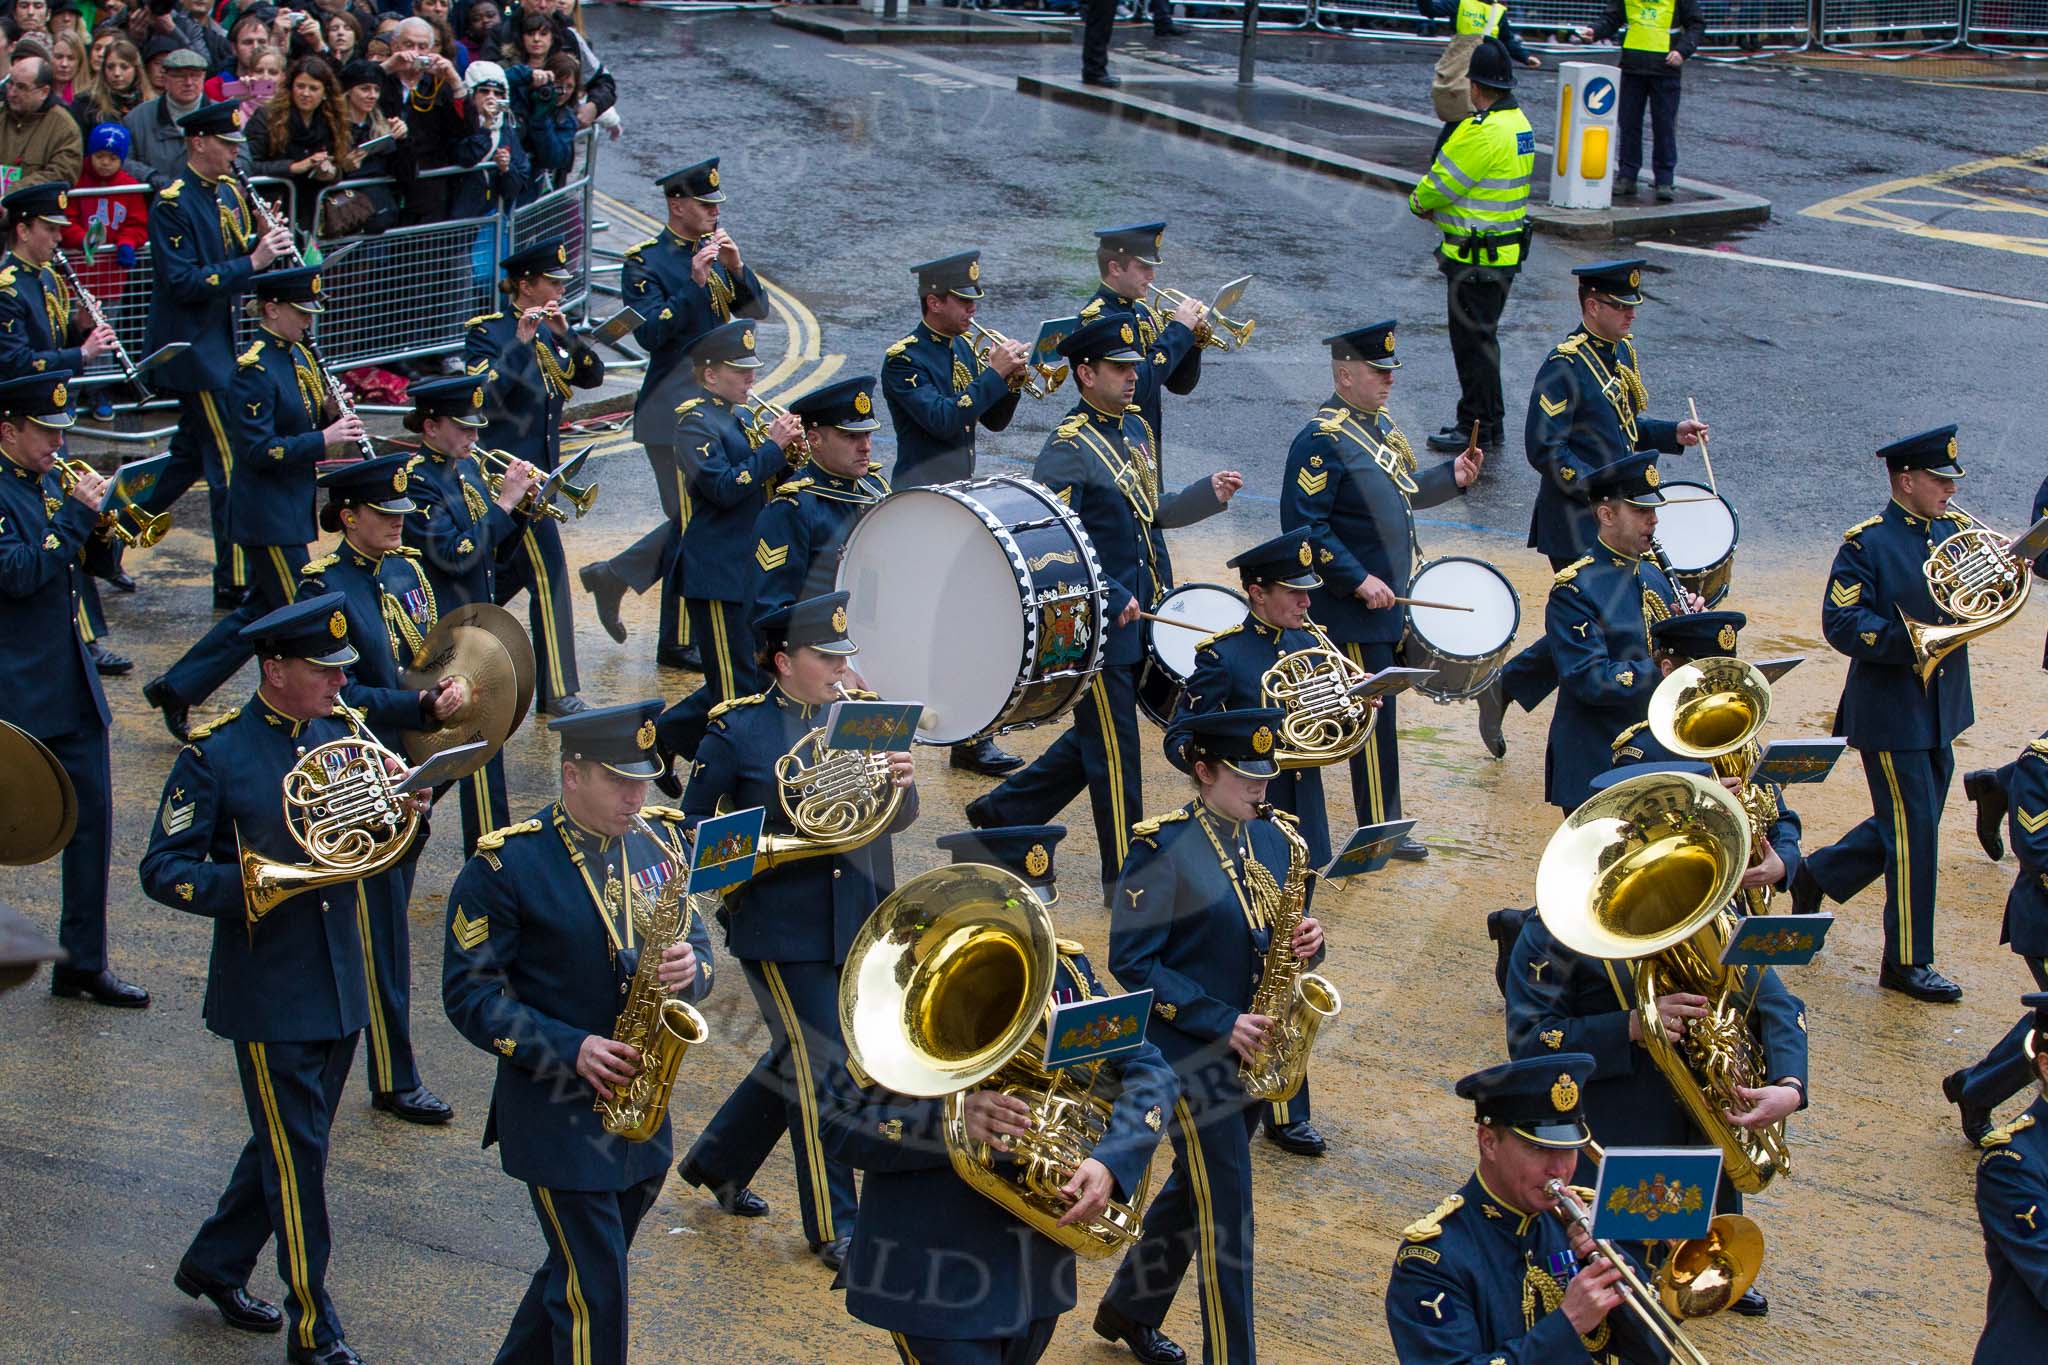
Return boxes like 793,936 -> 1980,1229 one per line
1622,0 -> 1676,53
1455,0 -> 1506,35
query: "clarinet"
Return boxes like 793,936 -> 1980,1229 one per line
1649,538 -> 1694,616
51,248 -> 151,397
228,166 -> 305,267
305,331 -> 378,463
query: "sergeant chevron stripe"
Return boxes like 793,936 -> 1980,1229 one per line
1538,392 -> 1568,417
1829,581 -> 1862,607
1296,468 -> 1328,495
451,907 -> 489,950
2018,806 -> 2048,835
755,540 -> 789,572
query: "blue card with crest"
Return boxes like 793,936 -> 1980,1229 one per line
1745,738 -> 1847,787
825,700 -> 922,752
1590,1147 -> 1723,1243
1032,317 -> 1080,376
688,806 -> 765,894
1719,912 -> 1834,967
1042,990 -> 1153,1069
1322,819 -> 1417,880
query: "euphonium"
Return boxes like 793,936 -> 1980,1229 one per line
749,687 -> 904,877
57,458 -> 170,549
1901,500 -> 2031,684
1238,805 -> 1341,1101
1536,771 -> 1790,1193
237,720 -> 421,931
840,864 -> 1151,1258
594,815 -> 711,1142
1259,621 -> 1376,769
1646,657 -> 1782,915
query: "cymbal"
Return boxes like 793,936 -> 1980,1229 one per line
400,605 -> 535,781
427,602 -> 534,737
0,719 -> 77,866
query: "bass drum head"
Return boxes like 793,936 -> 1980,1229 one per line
839,488 -> 1028,746
1147,583 -> 1248,679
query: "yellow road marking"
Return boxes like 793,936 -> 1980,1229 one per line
1801,141 -> 2048,258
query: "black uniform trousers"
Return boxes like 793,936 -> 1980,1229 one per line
596,442 -> 691,650
183,1032 -> 358,1354
1957,957 -> 2048,1110
1804,745 -> 1954,967
139,389 -> 240,593
356,860 -> 421,1098
1101,1056 -> 1259,1365
682,957 -> 857,1247
1617,71 -> 1682,188
161,542 -> 307,707
889,1318 -> 1059,1365
976,662 -> 1142,891
41,723 -> 111,973
1439,258 -> 1516,444
655,599 -> 764,762
496,519 -> 580,709
1497,553 -> 1578,711
1081,0 -> 1116,79
494,1172 -> 666,1365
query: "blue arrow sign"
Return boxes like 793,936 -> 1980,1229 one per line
1583,76 -> 1616,116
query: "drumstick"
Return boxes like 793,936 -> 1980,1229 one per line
1687,396 -> 1717,494
1393,597 -> 1474,612
1138,612 -> 1219,630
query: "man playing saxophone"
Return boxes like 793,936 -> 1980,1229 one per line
441,698 -> 714,1365
674,591 -> 917,1271
1094,708 -> 1323,1365
140,594 -> 406,1364
820,825 -> 1175,1365
1789,426 -> 1978,1002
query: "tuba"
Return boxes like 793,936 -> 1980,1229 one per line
237,722 -> 421,931
840,864 -> 1151,1258
594,815 -> 712,1141
1646,657 -> 1782,916
1238,805 -> 1341,1101
747,688 -> 905,878
1901,501 -> 2031,685
1537,771 -> 1790,1193
1259,621 -> 1376,769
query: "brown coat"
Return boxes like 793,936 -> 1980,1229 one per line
0,96 -> 83,187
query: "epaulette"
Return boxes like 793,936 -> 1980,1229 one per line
639,805 -> 687,823
464,312 -> 503,330
392,546 -> 421,558
0,264 -> 16,292
1056,937 -> 1088,957
884,335 -> 916,359
1400,1193 -> 1463,1243
1981,1112 -> 2038,1150
158,179 -> 183,202
1079,297 -> 1105,320
1842,515 -> 1882,541
236,340 -> 264,367
1553,554 -> 1594,586
622,236 -> 656,259
473,817 -> 543,852
841,687 -> 879,701
1611,720 -> 1648,753
2029,737 -> 2048,760
1129,808 -> 1192,838
1939,509 -> 1968,524
1053,413 -> 1088,441
1315,407 -> 1349,435
1124,402 -> 1142,415
1195,622 -> 1244,650
673,397 -> 703,418
770,478 -> 813,502
186,705 -> 241,741
707,692 -> 766,720
1553,333 -> 1585,358
301,552 -> 339,576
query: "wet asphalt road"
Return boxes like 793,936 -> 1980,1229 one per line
3,11 -> 2046,1363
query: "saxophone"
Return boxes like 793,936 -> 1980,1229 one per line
1238,805 -> 1342,1101
593,816 -> 711,1142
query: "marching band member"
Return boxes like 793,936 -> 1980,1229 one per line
581,156 -> 764,666
1080,222 -> 1205,469
467,236 -> 604,718
141,594 -> 397,1364
1953,477 -> 2048,863
1280,320 -> 1481,856
1178,531 -> 1338,1157
400,373 -> 539,855
148,266 -> 365,736
1475,260 -> 1706,758
0,370 -> 147,1006
882,248 -> 1025,778
675,592 -> 917,1270
1971,992 -> 2048,1363
442,700 -> 715,1365
1384,1054 -> 1660,1363
968,313 -> 1240,895
1094,708 -> 1322,1365
821,824 -> 1175,1365
1789,427 -> 1975,1003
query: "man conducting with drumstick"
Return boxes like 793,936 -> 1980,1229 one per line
966,311 -> 1241,900
1281,320 -> 1482,861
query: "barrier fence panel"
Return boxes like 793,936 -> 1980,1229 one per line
507,129 -> 600,317
1313,0 -> 1813,51
1176,0 -> 1320,29
1819,0 -> 1962,45
309,212 -> 507,368
62,183 -> 155,393
1967,0 -> 2048,47
1699,0 -> 1815,50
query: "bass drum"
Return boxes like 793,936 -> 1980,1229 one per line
1654,480 -> 1739,607
1136,582 -> 1248,726
837,476 -> 1107,746
1402,557 -> 1519,702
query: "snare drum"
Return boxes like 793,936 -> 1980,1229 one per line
1652,480 -> 1739,607
836,476 -> 1107,746
1402,557 -> 1519,702
1136,582 -> 1248,726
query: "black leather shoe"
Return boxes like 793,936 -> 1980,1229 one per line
49,966 -> 150,1008
1943,1069 -> 1994,1145
174,1263 -> 283,1334
1425,428 -> 1469,452
1093,1303 -> 1186,1364
812,1235 -> 851,1270
1475,676 -> 1506,759
1390,836 -> 1429,862
1154,20 -> 1192,34
89,640 -> 134,676
1263,1119 -> 1327,1156
1879,962 -> 1963,1003
1614,177 -> 1638,196
1787,861 -> 1823,916
372,1085 -> 454,1125
108,570 -> 138,593
965,795 -> 997,829
213,586 -> 247,610
579,561 -> 629,644
1081,72 -> 1122,87
1728,1286 -> 1768,1317
949,737 -> 1024,776
143,676 -> 190,742
287,1343 -> 363,1364
1965,768 -> 2007,861
679,1160 -> 770,1217
542,693 -> 590,718
656,644 -> 703,671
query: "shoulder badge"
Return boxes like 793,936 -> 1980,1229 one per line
158,179 -> 183,202
674,397 -> 703,418
1400,1193 -> 1464,1243
1053,413 -> 1089,441
186,705 -> 243,741
463,311 -> 504,329
301,552 -> 339,576
885,335 -> 916,359
622,236 -> 656,259
1315,409 -> 1350,436
770,477 -> 814,503
1554,333 -> 1584,358
1611,720 -> 1648,753
1129,808 -> 1193,838
707,692 -> 766,720
1842,515 -> 1883,541
1553,554 -> 1594,587
236,340 -> 264,367
1981,1112 -> 2039,1150
473,817 -> 544,853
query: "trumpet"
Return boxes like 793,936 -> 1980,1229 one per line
473,447 -> 597,522
738,394 -> 811,470
57,458 -> 170,549
1146,284 -> 1255,352
51,248 -> 151,399
965,322 -> 1067,399
1901,500 -> 2031,684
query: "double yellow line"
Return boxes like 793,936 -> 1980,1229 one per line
593,191 -> 844,402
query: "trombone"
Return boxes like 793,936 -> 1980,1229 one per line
57,458 -> 170,548
1145,284 -> 1255,352
965,322 -> 1067,399
473,447 -> 597,522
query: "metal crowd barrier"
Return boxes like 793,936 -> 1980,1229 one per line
1311,0 -> 1812,53
1962,0 -> 2048,48
1175,0 -> 1320,30
1817,0 -> 1964,46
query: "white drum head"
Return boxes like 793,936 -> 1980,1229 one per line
1151,584 -> 1247,679
838,491 -> 1024,745
1409,559 -> 1517,657
1654,482 -> 1737,572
